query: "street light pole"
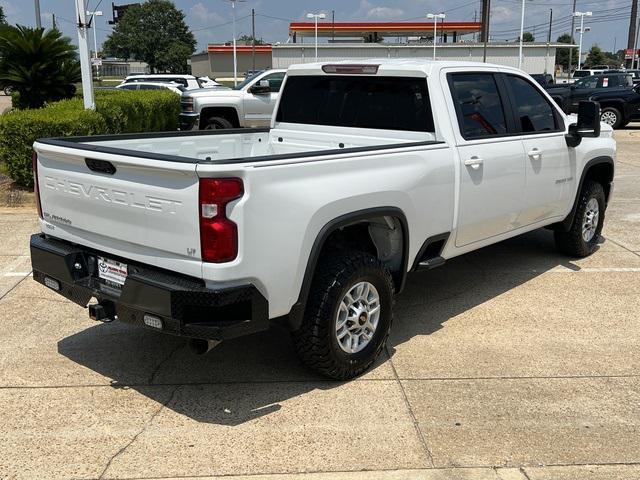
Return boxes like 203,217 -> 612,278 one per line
307,12 -> 326,61
427,13 -> 445,60
86,10 -> 103,58
518,0 -> 528,69
574,11 -> 592,69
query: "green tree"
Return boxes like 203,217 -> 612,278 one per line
237,34 -> 265,45
0,25 -> 80,109
555,33 -> 578,70
585,45 -> 608,67
0,6 -> 6,25
103,0 -> 196,73
520,31 -> 534,42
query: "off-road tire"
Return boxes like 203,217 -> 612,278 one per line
204,116 -> 233,129
554,180 -> 605,257
292,251 -> 394,380
600,106 -> 623,129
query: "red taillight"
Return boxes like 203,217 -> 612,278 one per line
32,152 -> 43,219
199,178 -> 243,263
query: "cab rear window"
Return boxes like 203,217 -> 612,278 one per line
276,75 -> 435,132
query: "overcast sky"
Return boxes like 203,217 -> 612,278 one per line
0,0 -> 632,53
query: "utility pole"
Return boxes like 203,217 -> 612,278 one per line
567,0 -> 577,79
74,0 -> 95,110
34,0 -> 42,28
251,8 -> 256,72
629,0 -> 639,67
545,9 -> 553,74
52,13 -> 57,30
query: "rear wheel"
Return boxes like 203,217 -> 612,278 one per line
554,180 -> 605,257
600,107 -> 623,129
203,116 -> 233,129
292,251 -> 394,379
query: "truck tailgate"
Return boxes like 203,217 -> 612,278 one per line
34,143 -> 203,277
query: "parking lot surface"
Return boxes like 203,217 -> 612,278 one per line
1,129 -> 639,480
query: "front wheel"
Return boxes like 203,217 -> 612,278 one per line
292,251 -> 394,379
600,107 -> 623,129
203,116 -> 233,129
554,180 -> 605,257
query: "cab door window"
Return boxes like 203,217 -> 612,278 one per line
449,73 -> 508,139
504,75 -> 560,133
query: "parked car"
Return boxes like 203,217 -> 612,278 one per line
624,69 -> 640,84
120,74 -> 205,90
545,73 -> 634,113
573,69 -> 606,79
179,69 -> 287,130
197,76 -> 223,88
116,81 -> 185,95
590,82 -> 640,128
531,73 -> 554,86
31,60 -> 615,379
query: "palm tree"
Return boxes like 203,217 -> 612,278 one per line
0,25 -> 81,109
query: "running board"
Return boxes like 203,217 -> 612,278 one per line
417,256 -> 445,270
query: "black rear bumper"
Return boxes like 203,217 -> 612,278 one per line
30,234 -> 269,341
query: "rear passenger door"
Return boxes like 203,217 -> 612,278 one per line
503,74 -> 573,224
448,72 -> 527,247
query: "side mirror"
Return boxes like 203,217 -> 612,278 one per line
249,80 -> 271,95
565,100 -> 601,148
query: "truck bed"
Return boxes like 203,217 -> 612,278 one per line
37,124 -> 438,165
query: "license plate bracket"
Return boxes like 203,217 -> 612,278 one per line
97,256 -> 128,287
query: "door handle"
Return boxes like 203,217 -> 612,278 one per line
464,156 -> 483,169
528,148 -> 542,160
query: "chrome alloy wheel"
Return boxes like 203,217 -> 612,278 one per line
335,281 -> 381,354
601,111 -> 618,126
582,197 -> 600,242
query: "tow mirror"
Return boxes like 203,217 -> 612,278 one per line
565,100 -> 601,148
249,80 -> 271,95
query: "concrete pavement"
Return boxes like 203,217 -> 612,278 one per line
0,129 -> 639,479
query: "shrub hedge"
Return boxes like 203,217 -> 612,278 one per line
0,89 -> 180,187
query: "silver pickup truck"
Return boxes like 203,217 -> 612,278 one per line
179,69 -> 286,130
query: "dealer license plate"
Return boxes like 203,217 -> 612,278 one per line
97,256 -> 128,286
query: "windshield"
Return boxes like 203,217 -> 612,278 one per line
234,72 -> 261,90
573,70 -> 592,78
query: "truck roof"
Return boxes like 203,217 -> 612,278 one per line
286,58 -> 512,77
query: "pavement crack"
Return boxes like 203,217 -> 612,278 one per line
0,274 -> 30,302
98,386 -> 179,479
148,343 -> 184,385
385,345 -> 436,468
519,466 -> 533,480
605,237 -> 640,258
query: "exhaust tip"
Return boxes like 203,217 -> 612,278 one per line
188,338 -> 220,355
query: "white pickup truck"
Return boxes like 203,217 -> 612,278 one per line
31,60 -> 615,379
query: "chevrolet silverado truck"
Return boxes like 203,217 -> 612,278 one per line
589,82 -> 640,128
179,69 -> 287,130
31,60 -> 615,379
545,72 -> 634,113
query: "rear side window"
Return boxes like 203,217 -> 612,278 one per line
276,76 -> 434,132
505,75 -> 558,133
449,73 -> 507,139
